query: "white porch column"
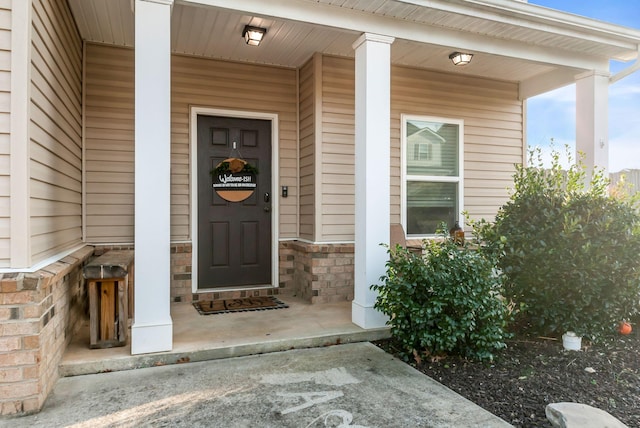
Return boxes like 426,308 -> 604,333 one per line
352,33 -> 394,329
132,0 -> 173,354
576,70 -> 609,175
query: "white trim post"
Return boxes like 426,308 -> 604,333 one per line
10,0 -> 32,268
576,70 -> 609,176
132,0 -> 174,354
351,33 -> 394,329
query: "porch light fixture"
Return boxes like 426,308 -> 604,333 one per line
449,52 -> 473,66
243,25 -> 267,46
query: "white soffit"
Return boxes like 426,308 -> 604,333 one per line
68,0 -> 640,84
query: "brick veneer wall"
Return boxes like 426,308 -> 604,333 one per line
94,244 -> 193,303
170,243 -> 192,303
0,246 -> 93,415
95,242 -> 354,304
280,241 -> 355,304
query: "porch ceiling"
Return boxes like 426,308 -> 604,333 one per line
68,0 -> 640,93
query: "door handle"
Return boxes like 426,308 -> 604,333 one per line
264,206 -> 271,212
264,192 -> 270,203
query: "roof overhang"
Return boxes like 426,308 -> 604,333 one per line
68,0 -> 640,99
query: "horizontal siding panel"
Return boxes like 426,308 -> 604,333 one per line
29,0 -> 82,264
465,196 -> 511,207
464,186 -> 513,197
86,193 -> 133,205
31,199 -> 80,216
86,171 -> 134,184
318,55 -> 522,236
464,169 -> 515,181
322,204 -> 354,215
465,151 -> 522,163
465,160 -> 519,172
0,216 -> 8,239
0,50 -> 10,72
85,226 -> 134,241
85,44 -> 299,243
0,88 -> 9,109
0,152 -> 7,172
323,173 -> 353,185
0,30 -> 9,52
0,7 -> 10,31
31,132 -> 82,182
84,44 -> 135,243
322,214 -> 354,225
86,215 -> 133,227
0,180 -> 7,208
31,227 -> 82,261
321,183 -> 353,195
30,160 -> 81,192
86,182 -> 134,194
31,215 -> 79,235
30,108 -> 81,161
391,62 -> 522,228
319,56 -> 355,241
298,57 -> 315,241
85,158 -> 134,171
31,181 -> 81,204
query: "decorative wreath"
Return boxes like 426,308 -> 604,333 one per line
211,157 -> 259,176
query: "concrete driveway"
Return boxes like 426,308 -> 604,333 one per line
2,342 -> 512,427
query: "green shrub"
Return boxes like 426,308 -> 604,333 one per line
371,237 -> 511,362
481,148 -> 640,340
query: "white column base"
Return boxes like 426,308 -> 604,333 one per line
131,320 -> 173,355
352,300 -> 389,329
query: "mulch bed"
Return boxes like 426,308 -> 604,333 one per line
375,328 -> 640,427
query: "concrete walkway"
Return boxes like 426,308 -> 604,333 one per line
3,343 -> 511,428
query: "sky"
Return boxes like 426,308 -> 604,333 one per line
526,0 -> 640,173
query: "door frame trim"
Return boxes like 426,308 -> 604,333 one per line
189,106 -> 279,293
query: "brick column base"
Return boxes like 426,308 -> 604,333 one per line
0,246 -> 93,415
280,241 -> 354,304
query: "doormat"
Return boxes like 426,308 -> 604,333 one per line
193,296 -> 289,315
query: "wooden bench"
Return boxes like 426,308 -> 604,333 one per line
83,250 -> 134,349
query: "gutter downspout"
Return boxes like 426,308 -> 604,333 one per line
610,47 -> 640,85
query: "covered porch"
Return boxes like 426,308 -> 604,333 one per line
59,297 -> 389,376
3,0 -> 640,415
66,0 -> 638,357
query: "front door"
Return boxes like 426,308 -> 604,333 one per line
197,115 -> 272,289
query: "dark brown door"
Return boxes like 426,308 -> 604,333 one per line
197,115 -> 272,288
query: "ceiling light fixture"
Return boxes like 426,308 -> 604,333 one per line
449,52 -> 473,66
242,25 -> 267,46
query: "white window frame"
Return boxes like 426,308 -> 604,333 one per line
401,114 -> 464,238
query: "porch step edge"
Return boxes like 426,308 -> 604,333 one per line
58,328 -> 390,377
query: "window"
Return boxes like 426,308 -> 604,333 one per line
402,115 -> 463,237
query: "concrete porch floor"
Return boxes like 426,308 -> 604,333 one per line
60,296 -> 391,377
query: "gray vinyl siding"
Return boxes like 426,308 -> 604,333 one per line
0,0 -> 10,266
84,44 -> 299,243
29,0 -> 82,262
298,57 -> 315,241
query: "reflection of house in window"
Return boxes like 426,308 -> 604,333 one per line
407,123 -> 445,169
414,143 -> 431,161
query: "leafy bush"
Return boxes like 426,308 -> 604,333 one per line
372,237 -> 511,362
480,148 -> 640,340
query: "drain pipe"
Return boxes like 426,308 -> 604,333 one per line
610,46 -> 640,85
